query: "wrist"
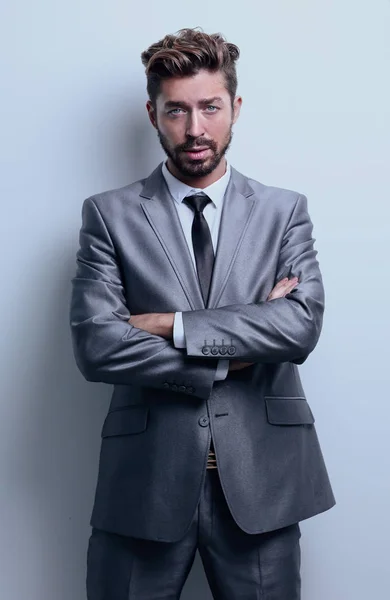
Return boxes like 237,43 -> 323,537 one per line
158,313 -> 174,339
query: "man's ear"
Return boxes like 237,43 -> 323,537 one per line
146,100 -> 157,129
232,96 -> 242,125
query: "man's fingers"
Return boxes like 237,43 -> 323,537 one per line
274,277 -> 289,289
285,279 -> 298,291
267,277 -> 299,301
279,277 -> 298,288
273,277 -> 298,291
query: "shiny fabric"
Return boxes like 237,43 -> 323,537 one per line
182,194 -> 215,305
87,469 -> 301,600
164,158 -> 231,380
70,162 -> 335,541
182,193 -> 218,470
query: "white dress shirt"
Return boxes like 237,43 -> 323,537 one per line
161,160 -> 231,381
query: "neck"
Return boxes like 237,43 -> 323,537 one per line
166,158 -> 227,189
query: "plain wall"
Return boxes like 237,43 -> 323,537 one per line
1,1 -> 389,598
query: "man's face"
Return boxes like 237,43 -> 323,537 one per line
147,69 -> 242,179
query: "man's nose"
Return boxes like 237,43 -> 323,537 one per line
185,112 -> 205,139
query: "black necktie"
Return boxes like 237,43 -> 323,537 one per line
182,193 -> 214,306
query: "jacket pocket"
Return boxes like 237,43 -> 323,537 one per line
264,396 -> 315,425
101,406 -> 149,438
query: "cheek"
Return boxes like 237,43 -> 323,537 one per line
213,120 -> 232,142
159,119 -> 184,142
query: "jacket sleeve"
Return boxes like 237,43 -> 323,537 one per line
181,194 -> 325,364
69,197 -> 218,399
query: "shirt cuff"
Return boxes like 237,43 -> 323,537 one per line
214,359 -> 229,381
173,312 -> 186,348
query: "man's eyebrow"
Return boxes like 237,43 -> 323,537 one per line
164,96 -> 225,108
199,96 -> 224,104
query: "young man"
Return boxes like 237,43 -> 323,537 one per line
70,27 -> 335,600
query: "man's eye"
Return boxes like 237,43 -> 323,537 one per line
168,108 -> 184,115
206,105 -> 218,112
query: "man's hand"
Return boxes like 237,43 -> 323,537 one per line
228,276 -> 299,371
267,276 -> 298,301
128,313 -> 175,340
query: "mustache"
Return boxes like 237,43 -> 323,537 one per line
178,139 -> 216,152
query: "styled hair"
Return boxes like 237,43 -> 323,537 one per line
141,27 -> 240,107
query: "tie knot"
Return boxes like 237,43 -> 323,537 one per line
183,193 -> 212,214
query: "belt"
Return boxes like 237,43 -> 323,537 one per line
206,438 -> 218,470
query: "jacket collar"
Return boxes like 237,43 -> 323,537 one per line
139,162 -> 256,309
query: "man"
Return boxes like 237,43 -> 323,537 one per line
70,27 -> 335,600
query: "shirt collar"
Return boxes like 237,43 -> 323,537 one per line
161,159 -> 231,208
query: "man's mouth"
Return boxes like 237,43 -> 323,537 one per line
183,147 -> 211,160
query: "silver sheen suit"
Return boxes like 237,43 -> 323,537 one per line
70,162 -> 335,543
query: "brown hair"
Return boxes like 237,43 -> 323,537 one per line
141,27 -> 240,108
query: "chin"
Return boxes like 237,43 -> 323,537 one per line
184,156 -> 217,172
183,164 -> 214,178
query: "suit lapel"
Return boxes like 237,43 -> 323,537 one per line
207,167 -> 256,307
140,164 -> 204,310
139,163 -> 256,310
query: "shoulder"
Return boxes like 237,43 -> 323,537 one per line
252,179 -> 303,202
232,166 -> 307,210
83,176 -> 146,213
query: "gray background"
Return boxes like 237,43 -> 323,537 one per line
1,1 -> 389,598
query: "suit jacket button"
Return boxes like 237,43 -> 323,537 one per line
179,385 -> 186,392
219,346 -> 228,355
198,415 -> 209,427
211,346 -> 219,355
162,382 -> 170,389
228,346 -> 236,355
171,384 -> 178,391
202,346 -> 210,355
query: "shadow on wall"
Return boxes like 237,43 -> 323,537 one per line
19,255 -> 109,599
80,96 -> 164,188
124,101 -> 163,179
13,107 -> 210,599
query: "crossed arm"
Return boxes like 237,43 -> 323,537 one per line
70,193 -> 324,399
128,276 -> 300,371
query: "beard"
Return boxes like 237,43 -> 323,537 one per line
156,125 -> 233,179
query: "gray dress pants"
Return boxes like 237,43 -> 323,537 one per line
87,468 -> 301,599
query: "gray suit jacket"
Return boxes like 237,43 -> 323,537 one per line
70,162 -> 335,542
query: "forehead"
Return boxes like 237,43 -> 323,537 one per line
157,69 -> 229,105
